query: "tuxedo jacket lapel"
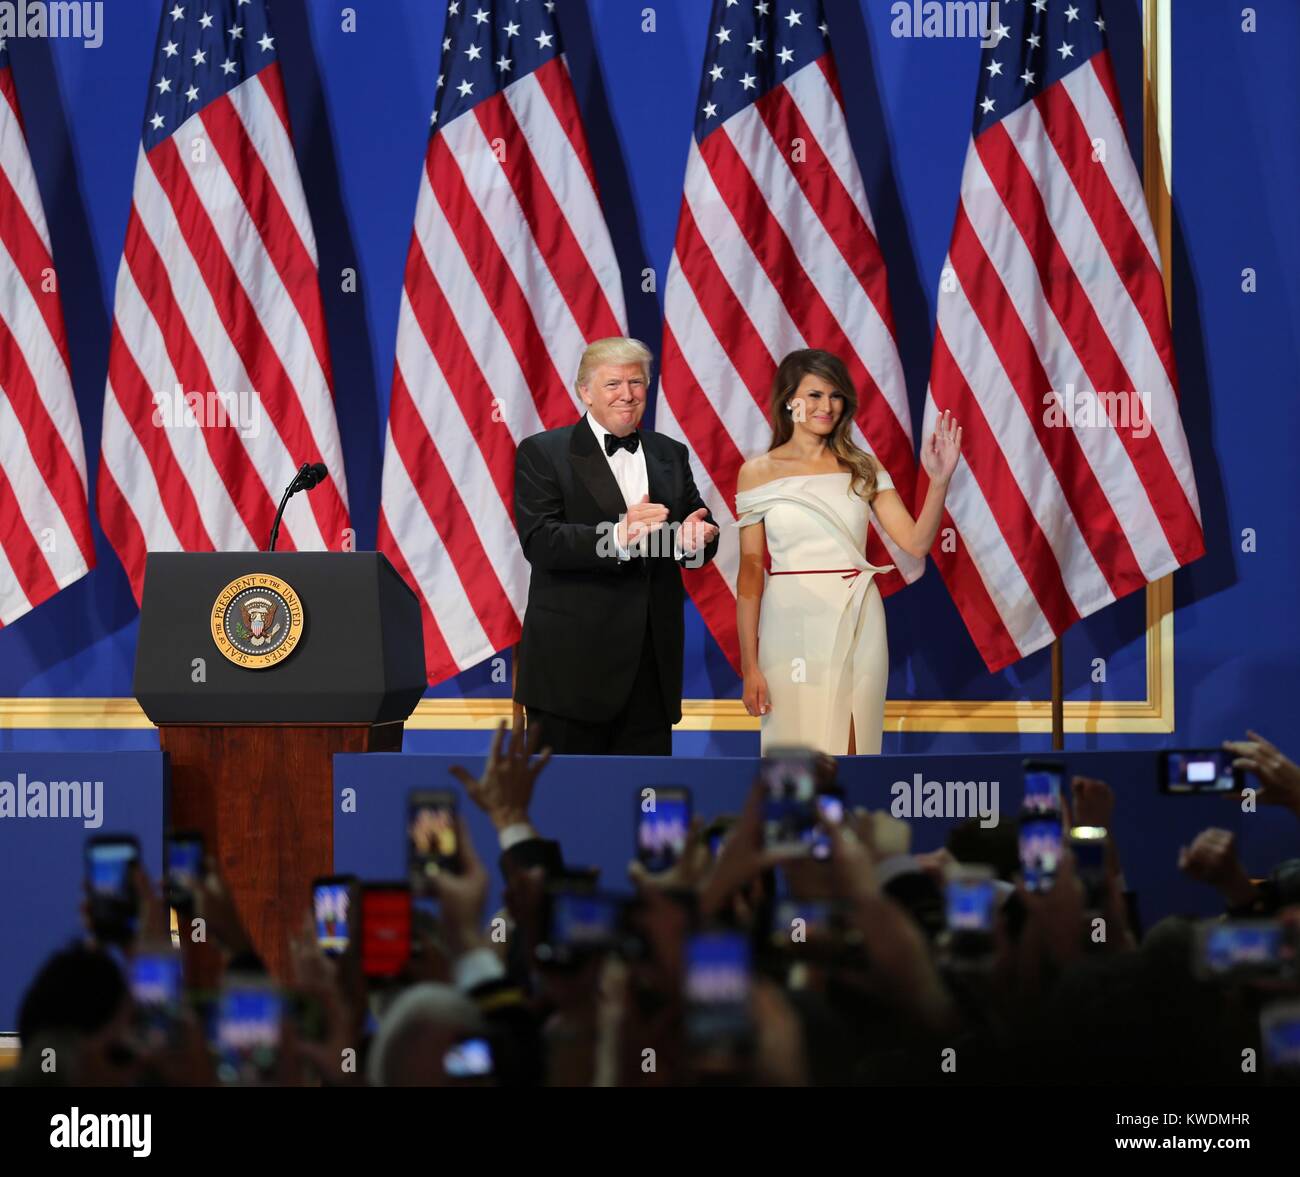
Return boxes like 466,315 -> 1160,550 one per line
569,414 -> 628,522
642,434 -> 674,514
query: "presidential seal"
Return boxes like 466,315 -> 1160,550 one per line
210,574 -> 304,669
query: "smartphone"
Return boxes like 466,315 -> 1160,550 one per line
770,898 -> 844,951
129,951 -> 184,1050
1194,920 -> 1297,982
1159,749 -> 1242,795
1019,813 -> 1063,893
704,816 -> 735,859
312,875 -> 354,957
408,789 -> 460,888
85,835 -> 141,945
635,786 -> 692,874
215,975 -> 282,1085
536,889 -> 623,967
1260,1002 -> 1300,1073
761,748 -> 819,854
946,864 -> 997,965
1069,825 -> 1108,906
810,787 -> 845,861
444,1036 -> 495,1079
165,831 -> 204,913
685,930 -> 753,1053
1021,760 -> 1064,814
360,884 -> 412,979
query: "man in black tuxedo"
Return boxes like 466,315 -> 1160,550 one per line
513,338 -> 720,755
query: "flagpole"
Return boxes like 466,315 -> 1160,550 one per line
1050,639 -> 1064,751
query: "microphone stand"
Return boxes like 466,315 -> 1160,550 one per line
267,463 -> 310,552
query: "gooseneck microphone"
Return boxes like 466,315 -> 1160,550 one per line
267,462 -> 329,551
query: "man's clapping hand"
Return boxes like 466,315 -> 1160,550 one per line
678,507 -> 719,556
617,494 -> 670,549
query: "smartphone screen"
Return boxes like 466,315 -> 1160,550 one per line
946,872 -> 997,933
771,898 -> 836,950
361,886 -> 412,979
1160,750 -> 1240,794
810,790 -> 844,861
312,877 -> 353,957
1196,921 -> 1294,981
166,832 -> 203,911
761,749 -> 818,853
444,1036 -> 494,1079
1261,1003 -> 1300,1072
636,787 -> 691,873
550,892 -> 621,951
685,931 -> 752,1049
129,951 -> 183,1049
85,836 -> 141,945
1069,825 -> 1107,903
1021,760 -> 1064,814
1019,814 -> 1062,892
216,978 -> 282,1084
408,790 -> 460,887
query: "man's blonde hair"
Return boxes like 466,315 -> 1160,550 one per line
575,337 -> 654,392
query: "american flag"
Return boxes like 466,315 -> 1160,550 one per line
378,0 -> 625,685
921,0 -> 1203,671
657,0 -> 921,672
98,0 -> 350,601
0,42 -> 95,625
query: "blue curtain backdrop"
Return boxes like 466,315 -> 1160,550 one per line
1,0 -> 1295,756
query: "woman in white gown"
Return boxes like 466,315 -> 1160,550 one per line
736,350 -> 961,755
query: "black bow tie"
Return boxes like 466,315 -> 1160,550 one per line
604,431 -> 641,457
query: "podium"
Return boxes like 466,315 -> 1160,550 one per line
134,552 -> 425,976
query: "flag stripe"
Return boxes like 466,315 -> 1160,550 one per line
425,130 -> 574,431
119,202 -> 287,549
930,328 -> 1081,634
923,9 -> 1203,670
0,54 -> 93,625
699,125 -> 915,476
145,136 -> 347,541
100,11 -> 349,603
945,206 -> 1147,597
376,505 -> 460,684
974,122 -> 1201,563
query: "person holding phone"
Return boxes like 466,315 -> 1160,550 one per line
735,349 -> 961,754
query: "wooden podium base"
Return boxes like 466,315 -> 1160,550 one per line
160,722 -> 403,978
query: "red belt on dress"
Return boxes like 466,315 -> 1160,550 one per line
770,568 -> 862,580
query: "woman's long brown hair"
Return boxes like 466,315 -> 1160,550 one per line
768,349 -> 878,499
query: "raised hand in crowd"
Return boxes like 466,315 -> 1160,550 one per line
451,714 -> 551,832
1224,730 -> 1300,816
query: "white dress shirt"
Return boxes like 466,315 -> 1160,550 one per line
584,412 -> 648,509
584,412 -> 648,560
583,413 -> 688,560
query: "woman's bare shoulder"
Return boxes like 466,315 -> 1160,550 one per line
736,453 -> 778,492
